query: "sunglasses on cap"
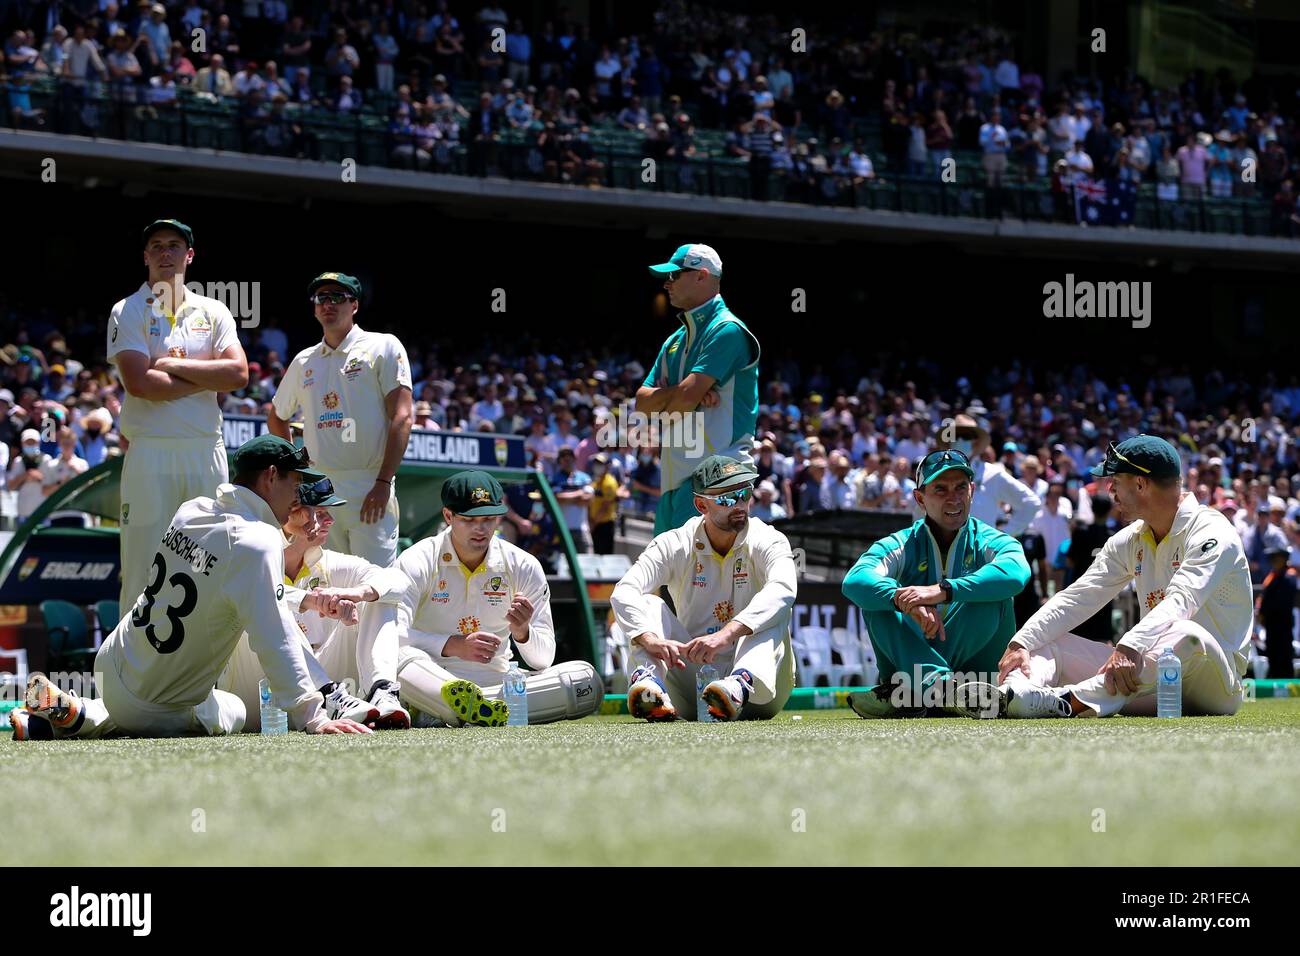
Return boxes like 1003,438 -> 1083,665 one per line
1103,441 -> 1152,475
275,444 -> 312,470
298,476 -> 336,506
309,291 -> 356,305
915,448 -> 970,485
698,485 -> 754,507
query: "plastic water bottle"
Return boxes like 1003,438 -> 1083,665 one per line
504,663 -> 529,726
696,664 -> 718,723
1156,647 -> 1182,718
259,679 -> 288,735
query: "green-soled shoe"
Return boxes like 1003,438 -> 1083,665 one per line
441,680 -> 509,728
848,683 -> 926,719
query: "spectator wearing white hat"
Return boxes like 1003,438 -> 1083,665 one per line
751,480 -> 787,522
77,407 -> 114,467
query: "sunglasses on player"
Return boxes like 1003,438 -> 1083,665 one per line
1103,441 -> 1152,475
309,291 -> 356,305
298,476 -> 337,507
663,268 -> 699,284
697,485 -> 754,507
915,448 -> 971,485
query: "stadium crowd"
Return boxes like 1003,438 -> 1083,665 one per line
3,2 -> 1300,232
4,307 -> 1300,579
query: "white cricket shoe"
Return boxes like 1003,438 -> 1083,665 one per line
367,681 -> 411,729
1005,685 -> 1073,719
702,668 -> 755,721
627,665 -> 677,722
323,683 -> 380,725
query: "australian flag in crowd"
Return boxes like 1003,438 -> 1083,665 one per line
1073,177 -> 1137,226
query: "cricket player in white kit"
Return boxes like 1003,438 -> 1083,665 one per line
108,219 -> 250,611
217,476 -> 412,730
12,436 -> 373,740
269,272 -> 413,567
611,454 -> 797,721
958,435 -> 1252,719
357,470 -> 604,727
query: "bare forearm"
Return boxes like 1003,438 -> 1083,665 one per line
637,385 -> 699,414
379,413 -> 412,481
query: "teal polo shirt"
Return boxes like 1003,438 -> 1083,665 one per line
644,294 -> 760,494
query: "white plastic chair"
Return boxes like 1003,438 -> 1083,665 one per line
793,625 -> 835,687
830,627 -> 869,686
0,647 -> 29,698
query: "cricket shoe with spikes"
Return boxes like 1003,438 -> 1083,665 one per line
1005,684 -> 1073,719
25,673 -> 83,732
627,665 -> 677,722
323,682 -> 380,725
10,708 -> 54,741
848,681 -> 927,719
702,668 -> 754,721
367,681 -> 411,729
441,679 -> 509,727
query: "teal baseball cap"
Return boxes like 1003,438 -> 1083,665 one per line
1090,435 -> 1182,480
142,218 -> 194,247
915,449 -> 975,487
648,243 -> 722,276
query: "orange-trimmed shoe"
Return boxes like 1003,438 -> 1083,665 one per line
11,708 -> 54,741
627,666 -> 677,722
25,673 -> 82,731
702,668 -> 754,722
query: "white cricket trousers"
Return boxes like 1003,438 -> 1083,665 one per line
627,594 -> 795,720
1017,619 -> 1244,717
65,644 -> 245,738
322,470 -> 400,566
119,435 -> 228,611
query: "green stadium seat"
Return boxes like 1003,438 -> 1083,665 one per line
40,600 -> 97,674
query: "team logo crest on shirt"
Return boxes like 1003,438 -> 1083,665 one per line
713,601 -> 734,623
1172,547 -> 1181,570
121,503 -> 130,526
188,313 -> 212,334
458,616 -> 481,635
343,355 -> 366,379
1145,588 -> 1166,611
17,557 -> 39,582
322,391 -> 340,410
733,557 -> 749,584
308,577 -> 321,589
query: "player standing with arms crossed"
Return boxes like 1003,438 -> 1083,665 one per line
12,435 -> 372,739
640,244 -> 760,533
108,219 -> 249,610
269,273 -> 413,566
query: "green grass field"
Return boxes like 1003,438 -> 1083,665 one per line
4,700 -> 1299,866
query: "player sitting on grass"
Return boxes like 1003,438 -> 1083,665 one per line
217,476 -> 412,730
355,470 -> 604,727
841,448 -> 1031,718
13,435 -> 374,740
610,454 -> 798,721
954,435 -> 1253,719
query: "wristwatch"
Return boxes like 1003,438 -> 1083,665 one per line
939,579 -> 953,603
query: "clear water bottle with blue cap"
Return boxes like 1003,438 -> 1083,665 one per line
1156,646 -> 1181,718
696,664 -> 718,722
504,663 -> 528,726
259,678 -> 288,735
